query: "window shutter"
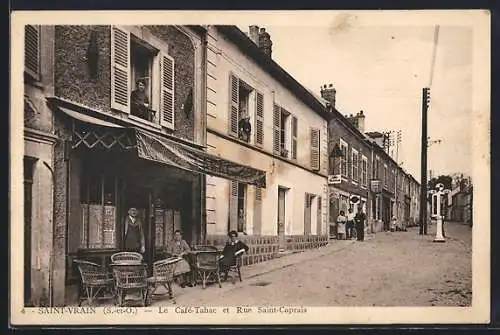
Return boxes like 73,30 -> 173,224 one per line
160,53 -> 175,129
111,26 -> 130,113
317,196 -> 322,235
228,181 -> 238,232
304,194 -> 311,235
253,187 -> 262,235
25,25 -> 40,80
255,91 -> 264,147
273,104 -> 281,155
291,116 -> 298,160
229,74 -> 239,136
310,128 -> 320,170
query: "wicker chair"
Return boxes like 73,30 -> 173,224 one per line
111,263 -> 148,307
73,259 -> 115,306
223,249 -> 246,283
146,257 -> 181,305
110,252 -> 143,264
195,251 -> 222,289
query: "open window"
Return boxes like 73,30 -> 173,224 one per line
111,26 -> 174,129
229,73 -> 255,143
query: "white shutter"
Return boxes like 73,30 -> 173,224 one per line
111,26 -> 130,113
253,187 -> 262,235
291,116 -> 298,160
273,104 -> 281,155
229,73 -> 239,136
310,128 -> 320,170
160,53 -> 175,129
229,181 -> 238,232
255,91 -> 264,147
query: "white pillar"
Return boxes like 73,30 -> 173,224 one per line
433,191 -> 445,242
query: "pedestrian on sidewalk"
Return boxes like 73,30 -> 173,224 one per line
336,210 -> 347,240
355,205 -> 366,241
346,208 -> 355,239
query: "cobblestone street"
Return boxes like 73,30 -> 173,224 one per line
154,221 -> 472,307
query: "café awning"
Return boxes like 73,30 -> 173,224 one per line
52,100 -> 266,188
135,129 -> 266,188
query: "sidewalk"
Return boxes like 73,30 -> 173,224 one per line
151,237 -> 361,306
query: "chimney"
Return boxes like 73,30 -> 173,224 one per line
320,83 -> 336,108
356,110 -> 365,133
258,27 -> 272,57
248,25 -> 260,45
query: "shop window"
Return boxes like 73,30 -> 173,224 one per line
80,172 -> 118,249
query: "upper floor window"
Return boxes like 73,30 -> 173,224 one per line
351,149 -> 359,182
111,26 -> 175,129
25,25 -> 40,81
229,74 -> 266,147
361,155 -> 368,187
339,139 -> 348,177
272,104 -> 297,160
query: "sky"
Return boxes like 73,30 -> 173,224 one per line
238,18 -> 473,182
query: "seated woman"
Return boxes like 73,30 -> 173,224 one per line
166,230 -> 193,288
219,230 -> 249,277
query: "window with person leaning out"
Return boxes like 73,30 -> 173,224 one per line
165,230 -> 194,288
219,231 -> 249,276
130,79 -> 154,122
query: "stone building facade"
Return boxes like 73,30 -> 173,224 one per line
203,26 -> 330,251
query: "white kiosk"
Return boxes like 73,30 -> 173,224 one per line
429,183 -> 449,243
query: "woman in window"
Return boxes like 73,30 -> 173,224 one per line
166,230 -> 193,288
130,79 -> 150,120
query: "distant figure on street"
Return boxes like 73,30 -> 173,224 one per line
346,208 -> 355,239
355,206 -> 366,241
336,210 -> 347,240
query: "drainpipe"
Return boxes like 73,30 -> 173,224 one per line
42,161 -> 56,307
200,28 -> 208,243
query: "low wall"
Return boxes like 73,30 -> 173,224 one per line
285,235 -> 328,251
204,235 -> 279,266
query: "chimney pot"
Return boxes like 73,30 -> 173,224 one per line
258,26 -> 272,57
249,25 -> 260,45
320,83 -> 336,108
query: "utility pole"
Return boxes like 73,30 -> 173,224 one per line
419,25 -> 440,236
419,87 -> 430,235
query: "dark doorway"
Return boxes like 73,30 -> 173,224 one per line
277,187 -> 287,251
24,157 -> 36,306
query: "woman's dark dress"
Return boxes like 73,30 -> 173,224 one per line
219,240 -> 249,272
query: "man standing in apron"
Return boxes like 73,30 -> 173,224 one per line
355,205 -> 366,241
123,207 -> 145,254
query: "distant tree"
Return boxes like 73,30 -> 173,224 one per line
428,174 -> 453,191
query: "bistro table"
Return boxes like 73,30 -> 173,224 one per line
110,261 -> 148,306
186,249 -> 223,288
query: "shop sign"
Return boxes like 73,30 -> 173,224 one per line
328,174 -> 342,185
